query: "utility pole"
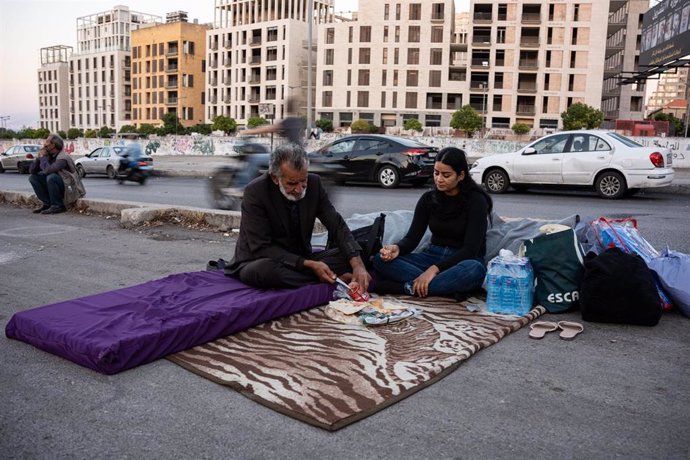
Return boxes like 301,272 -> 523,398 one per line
307,0 -> 314,131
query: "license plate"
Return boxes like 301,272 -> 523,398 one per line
428,151 -> 437,158
667,153 -> 673,165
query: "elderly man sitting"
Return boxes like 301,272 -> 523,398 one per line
225,142 -> 370,293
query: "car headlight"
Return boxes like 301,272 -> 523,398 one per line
471,161 -> 480,170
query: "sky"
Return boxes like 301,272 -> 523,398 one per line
0,0 -> 470,130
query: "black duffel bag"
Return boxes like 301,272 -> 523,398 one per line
580,247 -> 662,326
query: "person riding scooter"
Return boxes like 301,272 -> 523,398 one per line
118,133 -> 143,174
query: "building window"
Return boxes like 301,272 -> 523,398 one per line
323,70 -> 333,86
325,49 -> 334,65
360,26 -> 372,42
348,48 -> 353,64
392,92 -> 398,108
382,48 -> 388,64
326,28 -> 335,44
183,41 -> 195,55
384,4 -> 390,20
357,91 -> 369,107
407,48 -> 420,65
429,70 -> 441,87
430,49 -> 443,65
394,48 -> 399,64
574,4 -> 580,21
432,3 -> 445,20
409,4 -> 421,20
408,26 -> 421,42
395,26 -> 400,42
382,69 -> 387,85
407,70 -> 419,86
497,27 -> 506,44
405,92 -> 417,108
431,26 -> 444,43
348,26 -> 353,43
322,91 -> 332,107
381,91 -> 386,107
572,28 -> 578,45
396,3 -> 401,20
383,26 -> 389,42
359,48 -> 371,64
358,69 -> 370,86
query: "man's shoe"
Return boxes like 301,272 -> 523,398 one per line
41,206 -> 66,215
33,205 -> 50,214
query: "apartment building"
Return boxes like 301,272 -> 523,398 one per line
316,1 -> 466,129
601,0 -> 648,121
206,0 -> 334,126
646,67 -> 689,117
38,46 -> 73,133
69,5 -> 160,131
131,11 -> 210,128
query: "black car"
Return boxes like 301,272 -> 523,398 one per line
308,135 -> 438,188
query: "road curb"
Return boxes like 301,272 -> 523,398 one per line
0,190 -> 242,231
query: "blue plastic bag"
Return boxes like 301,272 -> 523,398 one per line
648,248 -> 690,318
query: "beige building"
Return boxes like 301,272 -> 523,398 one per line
646,67 -> 689,117
69,5 -> 160,131
316,1 -> 466,129
205,0 -> 334,126
601,0 -> 648,121
131,12 -> 210,128
38,46 -> 73,133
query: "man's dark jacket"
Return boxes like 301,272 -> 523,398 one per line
225,172 -> 360,275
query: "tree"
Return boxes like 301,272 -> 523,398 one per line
137,124 -> 157,136
247,116 -> 269,129
404,118 -> 423,132
84,129 -> 98,138
161,112 -> 184,135
315,118 -> 333,132
98,126 -> 115,138
212,115 -> 237,134
511,123 -> 531,136
561,102 -> 604,130
119,124 -> 137,133
34,128 -> 50,139
653,113 -> 684,135
189,123 -> 212,135
66,128 -> 82,139
0,128 -> 17,139
350,119 -> 371,133
57,130 -> 67,139
450,105 -> 482,137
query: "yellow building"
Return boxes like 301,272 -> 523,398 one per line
131,12 -> 210,128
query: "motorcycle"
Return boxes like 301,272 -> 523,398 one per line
116,157 -> 153,185
208,139 -> 271,210
208,138 -> 343,210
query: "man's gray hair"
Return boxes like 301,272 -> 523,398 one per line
47,133 -> 64,152
269,142 -> 309,177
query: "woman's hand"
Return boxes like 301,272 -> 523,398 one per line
412,265 -> 440,298
379,244 -> 400,262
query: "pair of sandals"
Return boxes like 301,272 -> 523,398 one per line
529,321 -> 584,340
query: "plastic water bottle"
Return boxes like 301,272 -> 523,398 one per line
500,274 -> 516,314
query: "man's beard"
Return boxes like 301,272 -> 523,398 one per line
278,181 -> 307,202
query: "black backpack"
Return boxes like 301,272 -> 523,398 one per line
327,213 -> 386,269
580,247 -> 662,326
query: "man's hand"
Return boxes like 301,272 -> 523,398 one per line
349,255 -> 370,293
303,259 -> 337,284
412,265 -> 439,298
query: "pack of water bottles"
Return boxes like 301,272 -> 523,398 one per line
485,249 -> 535,316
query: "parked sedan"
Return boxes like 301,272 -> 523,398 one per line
0,144 -> 41,174
470,130 -> 674,199
75,146 -> 153,178
308,134 -> 437,188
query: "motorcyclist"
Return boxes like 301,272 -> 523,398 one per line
118,133 -> 143,174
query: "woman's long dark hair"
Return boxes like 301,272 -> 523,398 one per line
433,147 -> 493,218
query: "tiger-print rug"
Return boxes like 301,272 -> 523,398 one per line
168,296 -> 545,431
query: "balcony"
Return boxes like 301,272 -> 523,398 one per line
249,75 -> 261,84
166,65 -> 178,73
248,95 -> 260,103
167,48 -> 179,56
471,59 -> 490,68
250,37 -> 262,46
469,103 -> 487,112
472,36 -> 492,47
223,58 -> 232,66
223,77 -> 232,85
518,59 -> 538,70
470,82 -> 490,91
516,105 -> 536,115
209,60 -> 218,69
224,95 -> 232,103
166,97 -> 178,106
521,13 -> 541,24
209,77 -> 217,86
520,37 -> 540,48
450,40 -> 468,50
608,13 -> 628,35
208,95 -> 217,104
250,56 -> 261,65
517,83 -> 537,93
223,40 -> 232,49
449,58 -> 467,67
473,12 -> 492,23
604,64 -> 623,76
210,42 -> 218,51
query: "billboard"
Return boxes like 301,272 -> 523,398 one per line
640,0 -> 690,67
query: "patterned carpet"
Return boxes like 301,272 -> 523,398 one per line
168,296 -> 545,430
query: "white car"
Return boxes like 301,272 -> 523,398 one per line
470,130 -> 674,199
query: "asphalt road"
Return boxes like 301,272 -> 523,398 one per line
1,204 -> 690,458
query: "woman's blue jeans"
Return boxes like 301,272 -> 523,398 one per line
373,244 -> 486,296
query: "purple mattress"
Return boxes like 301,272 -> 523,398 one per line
5,270 -> 335,375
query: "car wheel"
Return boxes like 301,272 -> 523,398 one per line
377,165 -> 400,188
76,165 -> 86,178
209,168 -> 242,210
595,171 -> 626,199
106,165 -> 117,179
484,169 -> 510,194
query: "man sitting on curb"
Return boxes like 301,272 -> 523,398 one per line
225,142 -> 370,292
28,133 -> 71,214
